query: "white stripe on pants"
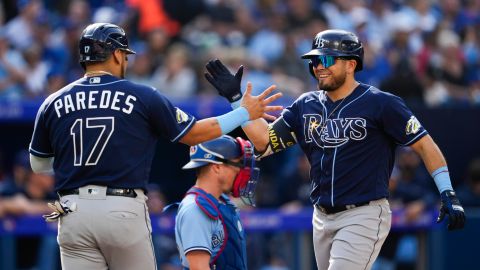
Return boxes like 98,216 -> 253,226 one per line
312,198 -> 391,270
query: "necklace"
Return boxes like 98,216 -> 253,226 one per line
84,70 -> 113,77
320,93 -> 347,131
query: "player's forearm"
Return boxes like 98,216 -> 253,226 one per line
242,119 -> 270,152
410,135 -> 447,174
180,118 -> 223,146
411,135 -> 453,192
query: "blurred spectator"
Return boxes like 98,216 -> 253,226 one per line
152,43 -> 197,99
380,13 -> 425,106
456,157 -> 480,207
3,0 -> 43,50
0,30 -> 27,100
126,46 -> 156,86
22,43 -> 50,98
0,149 -> 57,270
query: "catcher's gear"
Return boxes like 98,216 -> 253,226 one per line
182,135 -> 259,206
436,190 -> 466,231
205,59 -> 244,103
302,29 -> 364,78
43,200 -> 77,222
79,23 -> 136,69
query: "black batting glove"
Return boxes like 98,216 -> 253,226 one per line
205,59 -> 244,103
436,190 -> 466,231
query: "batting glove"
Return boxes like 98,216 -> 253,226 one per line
436,190 -> 465,231
43,200 -> 77,222
205,59 -> 244,103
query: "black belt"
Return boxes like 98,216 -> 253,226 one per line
58,187 -> 137,198
315,201 -> 370,215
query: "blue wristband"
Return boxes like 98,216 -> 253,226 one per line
231,100 -> 252,127
431,166 -> 453,193
216,107 -> 250,134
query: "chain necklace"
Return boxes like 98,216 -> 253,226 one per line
320,93 -> 348,131
84,70 -> 113,77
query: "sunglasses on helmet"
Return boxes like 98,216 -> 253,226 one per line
310,55 -> 349,68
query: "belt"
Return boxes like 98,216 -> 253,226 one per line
58,187 -> 137,198
315,201 -> 370,215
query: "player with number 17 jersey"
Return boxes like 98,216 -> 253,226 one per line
30,74 -> 195,192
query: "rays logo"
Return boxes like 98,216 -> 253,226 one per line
303,114 -> 367,148
211,230 -> 224,248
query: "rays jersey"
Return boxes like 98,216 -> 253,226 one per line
282,83 -> 428,207
29,74 -> 196,191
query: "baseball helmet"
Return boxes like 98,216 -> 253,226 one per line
302,29 -> 364,77
183,135 -> 260,206
79,23 -> 135,68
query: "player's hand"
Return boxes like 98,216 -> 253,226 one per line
241,82 -> 283,121
205,59 -> 244,103
436,190 -> 465,231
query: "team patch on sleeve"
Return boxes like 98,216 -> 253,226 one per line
405,116 -> 421,135
176,108 -> 189,123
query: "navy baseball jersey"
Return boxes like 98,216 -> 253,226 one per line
29,74 -> 196,191
282,83 -> 428,206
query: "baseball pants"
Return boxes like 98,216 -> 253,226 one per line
313,198 -> 391,270
57,185 -> 156,270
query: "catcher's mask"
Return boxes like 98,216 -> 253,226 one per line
182,135 -> 260,206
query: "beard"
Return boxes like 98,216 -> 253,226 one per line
317,72 -> 346,92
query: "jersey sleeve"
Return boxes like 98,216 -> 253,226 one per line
29,101 -> 54,158
177,204 -> 214,255
381,94 -> 428,146
147,89 -> 196,142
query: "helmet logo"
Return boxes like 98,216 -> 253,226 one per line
84,46 -> 90,53
314,37 -> 325,48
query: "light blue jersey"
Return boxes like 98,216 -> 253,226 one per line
175,194 -> 225,268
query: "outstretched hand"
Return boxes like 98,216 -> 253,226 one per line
241,82 -> 283,121
205,59 -> 243,103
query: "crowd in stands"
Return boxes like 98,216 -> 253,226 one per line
1,0 -> 480,269
0,0 -> 479,107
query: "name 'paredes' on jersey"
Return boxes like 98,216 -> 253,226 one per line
53,89 -> 137,118
303,114 -> 367,148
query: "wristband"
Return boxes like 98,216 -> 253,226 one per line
216,107 -> 250,134
231,100 -> 252,127
432,166 -> 453,193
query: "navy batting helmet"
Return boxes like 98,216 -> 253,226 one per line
79,23 -> 135,68
302,29 -> 363,78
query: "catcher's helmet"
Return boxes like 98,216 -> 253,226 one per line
183,135 -> 243,169
79,23 -> 135,68
302,29 -> 363,77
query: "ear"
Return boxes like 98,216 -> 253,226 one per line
112,49 -> 122,64
347,59 -> 357,74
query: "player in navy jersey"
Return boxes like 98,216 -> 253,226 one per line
28,23 -> 282,270
205,29 -> 465,270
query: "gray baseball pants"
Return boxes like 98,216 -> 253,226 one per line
313,198 -> 391,270
57,185 -> 156,270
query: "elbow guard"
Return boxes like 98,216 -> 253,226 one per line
256,118 -> 297,159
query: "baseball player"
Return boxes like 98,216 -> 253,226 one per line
28,23 -> 281,270
175,135 -> 259,270
205,29 -> 466,270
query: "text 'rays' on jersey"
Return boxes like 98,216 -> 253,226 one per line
303,114 -> 367,148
